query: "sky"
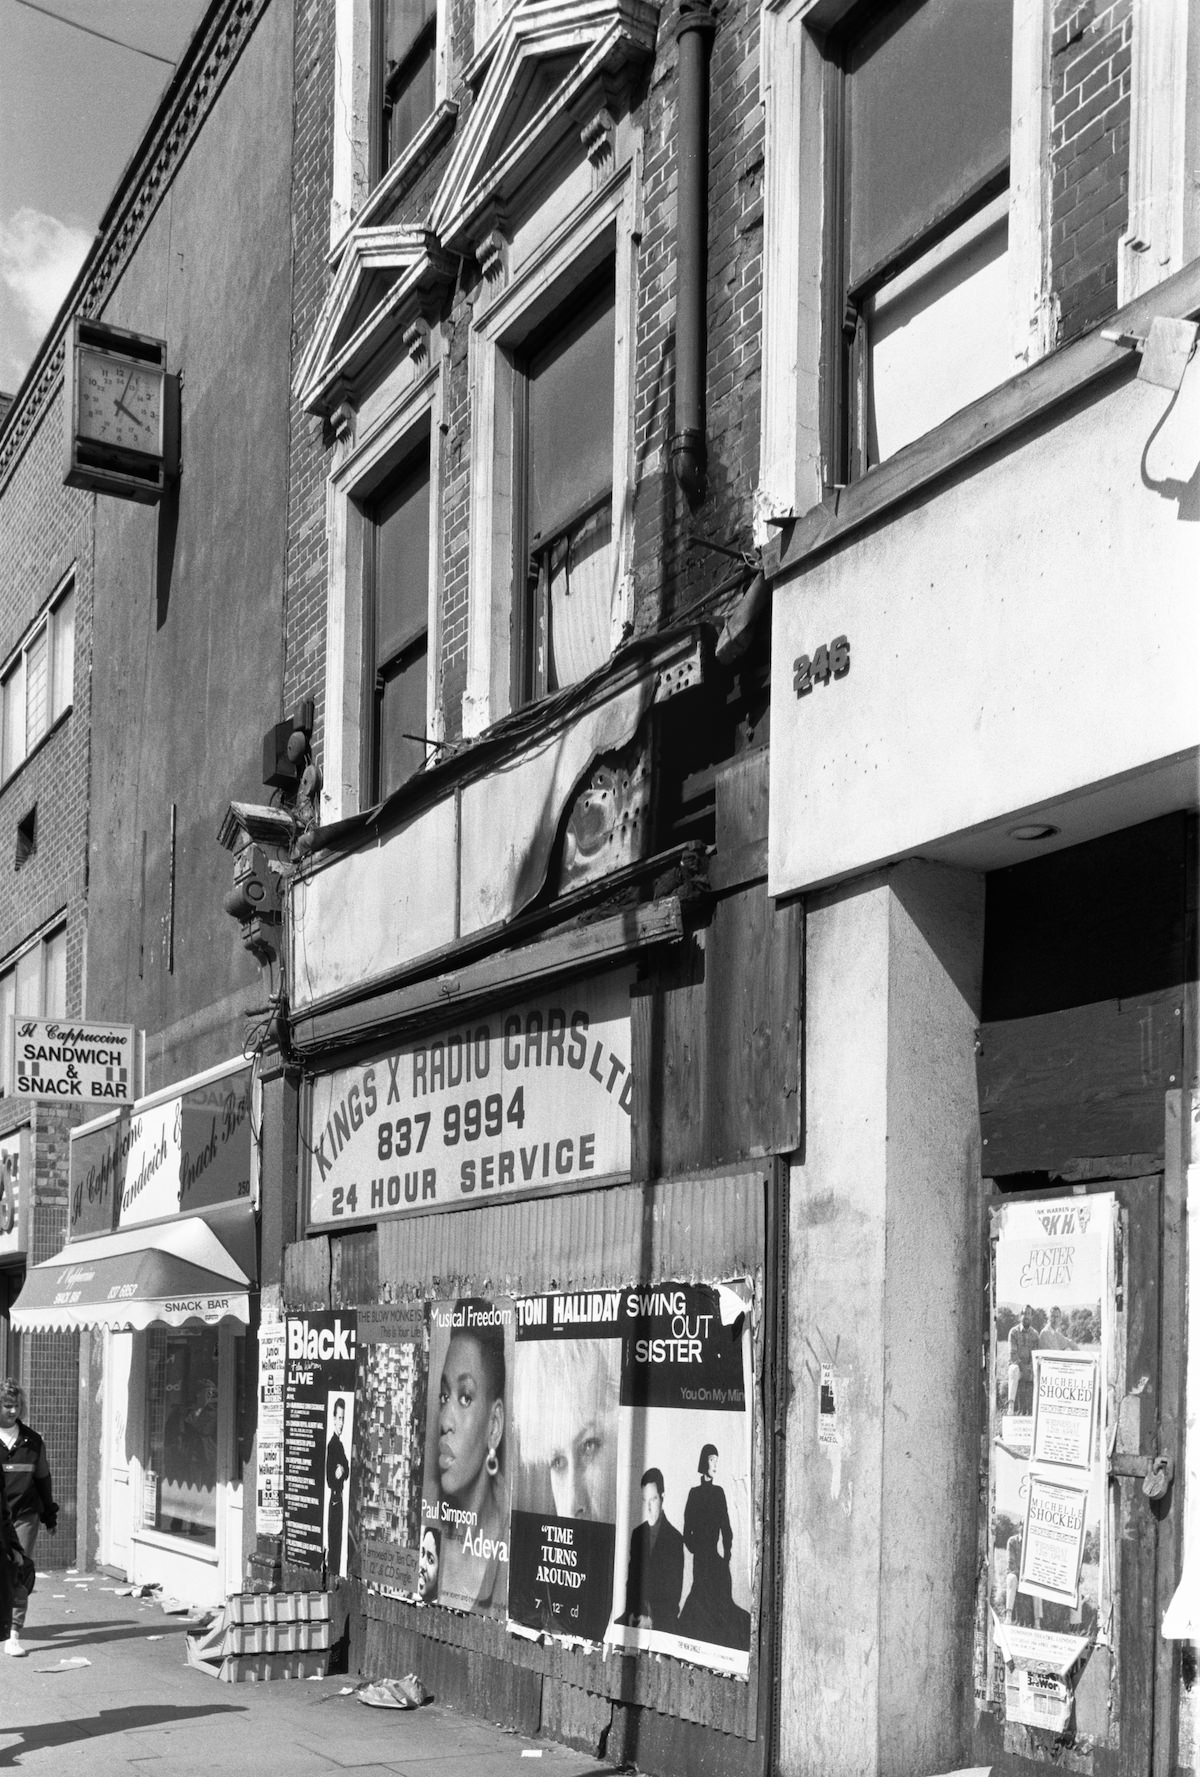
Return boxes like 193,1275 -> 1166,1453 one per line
0,0 -> 209,395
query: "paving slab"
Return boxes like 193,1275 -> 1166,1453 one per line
0,1573 -> 617,1777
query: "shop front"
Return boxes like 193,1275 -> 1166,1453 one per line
275,647 -> 797,1773
11,1057 -> 258,1607
766,283 -> 1198,1771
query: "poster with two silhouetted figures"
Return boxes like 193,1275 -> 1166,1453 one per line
282,1283 -> 754,1677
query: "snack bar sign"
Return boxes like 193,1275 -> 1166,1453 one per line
10,1017 -> 136,1104
306,970 -> 633,1227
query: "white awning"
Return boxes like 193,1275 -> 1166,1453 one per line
10,1201 -> 256,1332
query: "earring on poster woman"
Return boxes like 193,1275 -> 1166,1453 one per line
486,1445 -> 499,1478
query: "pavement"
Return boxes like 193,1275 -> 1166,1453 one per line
0,1569 -> 619,1777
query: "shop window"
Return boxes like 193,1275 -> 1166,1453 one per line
378,0 -> 437,176
144,1326 -> 219,1546
364,437 -> 431,802
1,577 -> 74,782
514,279 -> 615,704
0,921 -> 66,1095
835,0 -> 1013,475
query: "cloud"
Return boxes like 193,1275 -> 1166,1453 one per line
0,208 -> 92,384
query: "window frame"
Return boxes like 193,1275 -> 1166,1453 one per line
361,422 -> 434,805
757,0 -> 1052,533
463,176 -> 637,737
0,574 -> 75,785
323,361 -> 444,822
0,918 -> 68,1096
331,0 -> 451,245
512,272 -> 617,705
374,0 -> 439,184
832,0 -> 1014,483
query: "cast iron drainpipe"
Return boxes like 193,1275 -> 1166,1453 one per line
671,1 -> 717,509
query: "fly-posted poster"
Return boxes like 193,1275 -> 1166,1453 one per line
507,1280 -> 754,1675
352,1304 -> 428,1598
979,1194 -> 1116,1735
255,1321 -> 285,1537
283,1311 -> 358,1574
421,1297 -> 516,1617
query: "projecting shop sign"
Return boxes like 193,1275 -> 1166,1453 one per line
9,1017 -> 136,1105
306,969 -> 633,1227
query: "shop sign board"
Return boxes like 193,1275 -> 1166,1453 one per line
68,1065 -> 254,1237
305,970 -> 633,1229
9,1016 -> 135,1105
0,1129 -> 29,1257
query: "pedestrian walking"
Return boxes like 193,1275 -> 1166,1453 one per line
0,1378 -> 58,1656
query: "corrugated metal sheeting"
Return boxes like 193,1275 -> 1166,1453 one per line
364,1167 -> 767,1301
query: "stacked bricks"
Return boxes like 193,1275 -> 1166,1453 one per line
1050,0 -> 1131,343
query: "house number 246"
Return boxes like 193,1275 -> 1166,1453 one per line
793,635 -> 850,696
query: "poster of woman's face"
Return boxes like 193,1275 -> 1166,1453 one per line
421,1297 -> 515,1617
511,1336 -> 621,1522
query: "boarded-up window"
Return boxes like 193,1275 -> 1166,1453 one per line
367,443 -> 430,802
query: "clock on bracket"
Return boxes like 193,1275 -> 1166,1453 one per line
64,317 -> 179,504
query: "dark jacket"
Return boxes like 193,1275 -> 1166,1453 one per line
0,1421 -> 56,1528
620,1513 -> 685,1632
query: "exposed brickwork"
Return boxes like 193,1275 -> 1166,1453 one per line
283,0 -> 338,759
1050,0 -> 1131,342
0,388 -> 94,1566
286,0 -> 766,761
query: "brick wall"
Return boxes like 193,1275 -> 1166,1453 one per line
1050,0 -> 1131,343
283,0 -> 337,752
285,0 -> 766,755
0,387 -> 95,1563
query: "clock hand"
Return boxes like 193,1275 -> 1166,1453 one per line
114,398 -> 140,423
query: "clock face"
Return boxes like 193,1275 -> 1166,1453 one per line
77,348 -> 163,455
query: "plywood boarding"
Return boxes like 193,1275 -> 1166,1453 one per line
979,991 -> 1182,1177
631,884 -> 802,1178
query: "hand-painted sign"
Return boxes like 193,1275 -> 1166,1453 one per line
69,1066 -> 253,1237
10,1017 -> 135,1104
305,971 -> 633,1228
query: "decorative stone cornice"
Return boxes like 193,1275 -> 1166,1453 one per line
429,0 -> 659,257
0,0 -> 270,496
475,207 -> 511,285
293,227 -> 457,417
